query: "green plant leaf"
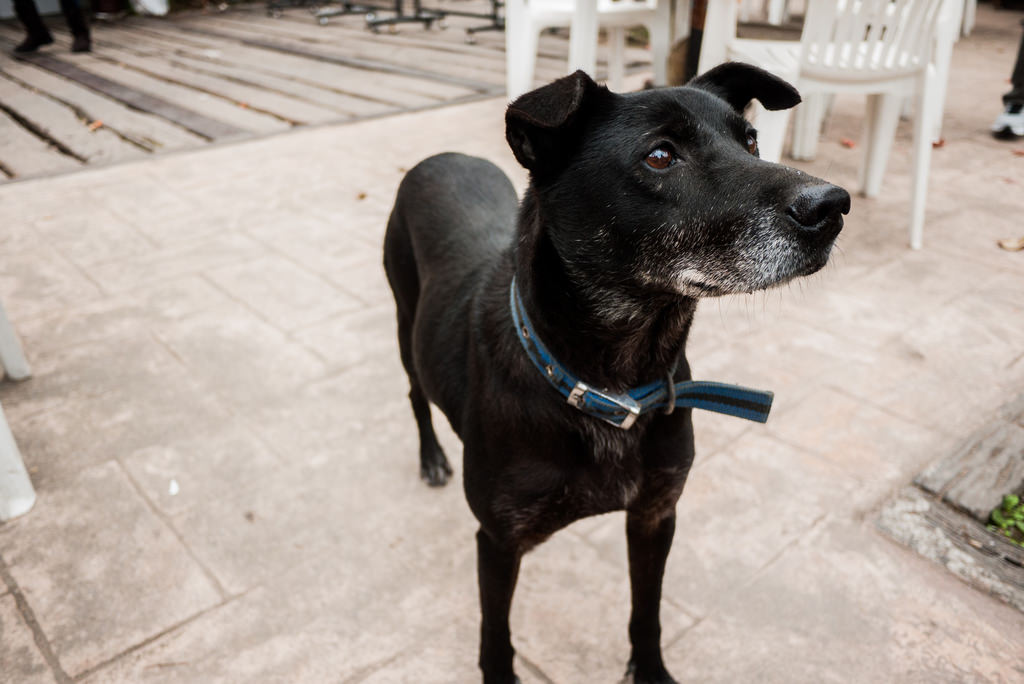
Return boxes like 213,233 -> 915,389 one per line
1004,494 -> 1020,509
992,508 -> 1008,527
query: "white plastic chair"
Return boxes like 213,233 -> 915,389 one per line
795,0 -> 962,154
0,299 -> 34,522
788,0 -> 961,154
699,0 -> 954,250
505,0 -> 671,99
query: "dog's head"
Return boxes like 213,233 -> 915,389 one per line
506,63 -> 850,298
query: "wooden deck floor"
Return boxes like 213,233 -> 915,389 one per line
0,1 -> 652,183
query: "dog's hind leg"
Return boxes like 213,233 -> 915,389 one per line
396,312 -> 452,487
385,213 -> 453,488
625,511 -> 678,684
385,211 -> 452,485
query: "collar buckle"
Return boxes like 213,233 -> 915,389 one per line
567,381 -> 641,430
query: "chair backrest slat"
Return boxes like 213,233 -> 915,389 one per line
801,0 -> 945,79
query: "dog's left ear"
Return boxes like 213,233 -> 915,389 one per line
688,62 -> 801,112
506,70 -> 611,174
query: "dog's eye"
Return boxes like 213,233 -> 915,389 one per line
645,147 -> 674,170
746,132 -> 758,155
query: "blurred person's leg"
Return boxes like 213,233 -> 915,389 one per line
59,0 -> 91,52
11,0 -> 89,53
993,19 -> 1024,139
11,0 -> 54,53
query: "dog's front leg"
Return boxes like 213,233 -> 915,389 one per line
476,528 -> 522,684
625,511 -> 678,684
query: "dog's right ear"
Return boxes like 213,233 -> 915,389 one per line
506,71 -> 610,173
688,62 -> 801,113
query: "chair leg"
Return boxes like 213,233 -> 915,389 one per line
909,73 -> 936,250
649,0 -> 671,87
567,0 -> 598,76
859,92 -> 902,199
790,101 -> 809,161
608,26 -> 625,92
929,6 -> 958,144
697,0 -> 738,75
504,0 -> 539,99
767,0 -> 787,25
961,0 -> 975,37
0,402 -> 35,522
752,102 -> 791,164
0,301 -> 30,381
791,93 -> 827,161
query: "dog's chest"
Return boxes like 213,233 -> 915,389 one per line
501,464 -> 645,549
499,432 -> 690,548
569,424 -> 689,507
570,467 -> 646,521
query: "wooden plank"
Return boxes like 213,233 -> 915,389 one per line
278,14 -> 506,59
126,19 -> 464,105
96,24 -> 396,117
269,7 -> 585,77
165,52 -> 383,116
267,3 -> 651,69
878,487 -> 1024,614
9,51 -> 252,140
181,11 -> 502,88
220,7 -> 645,86
66,37 -> 347,125
0,107 -> 81,179
199,13 -> 512,83
916,422 -> 1024,522
169,17 -> 501,92
0,61 -> 207,153
264,3 -> 529,58
280,16 -> 577,83
920,493 -> 1024,586
163,10 -> 512,75
0,72 -> 146,166
246,10 -> 512,65
21,50 -> 284,137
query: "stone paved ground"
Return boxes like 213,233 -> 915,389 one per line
2,4 -> 1024,683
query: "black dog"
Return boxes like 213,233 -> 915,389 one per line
383,63 -> 850,684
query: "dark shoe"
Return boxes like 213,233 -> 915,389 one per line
13,34 -> 54,54
71,34 -> 91,53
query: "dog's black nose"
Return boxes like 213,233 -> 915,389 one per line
787,184 -> 851,230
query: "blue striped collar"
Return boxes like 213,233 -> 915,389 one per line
510,277 -> 773,429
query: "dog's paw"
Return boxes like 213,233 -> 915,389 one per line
419,441 -> 452,487
625,659 -> 678,684
419,454 -> 453,487
632,673 -> 678,684
482,673 -> 520,684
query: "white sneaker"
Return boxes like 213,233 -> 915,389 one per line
992,103 -> 1024,139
